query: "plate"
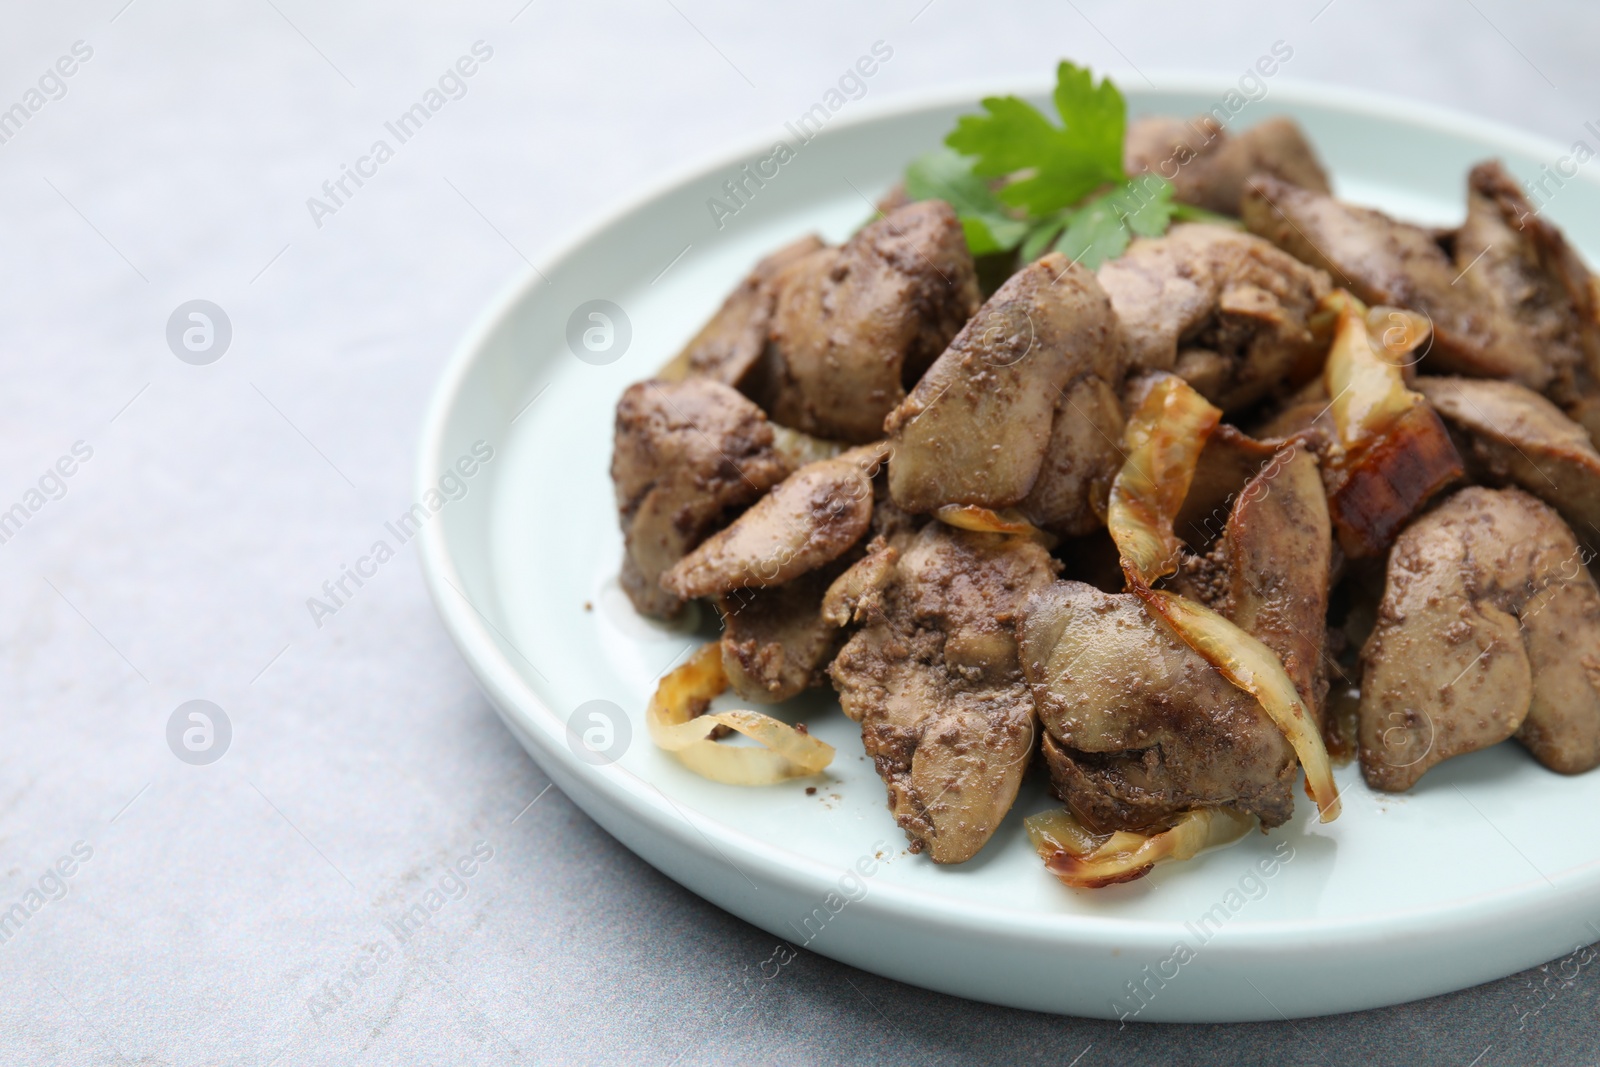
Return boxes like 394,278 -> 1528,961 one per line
416,77 -> 1600,1021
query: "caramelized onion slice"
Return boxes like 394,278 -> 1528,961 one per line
1319,291 -> 1462,558
1025,807 -> 1255,888
1140,589 -> 1341,821
934,504 -> 1054,544
647,643 -> 834,784
1324,292 -> 1431,455
1106,374 -> 1222,583
1107,373 -> 1341,822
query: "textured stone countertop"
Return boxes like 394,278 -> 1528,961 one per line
2,1 -> 1597,1063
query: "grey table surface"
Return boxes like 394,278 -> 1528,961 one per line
3,1 -> 1599,1064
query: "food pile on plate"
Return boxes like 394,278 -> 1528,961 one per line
608,63 -> 1600,887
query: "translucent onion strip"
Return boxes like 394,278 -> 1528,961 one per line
1108,373 -> 1342,822
1106,374 -> 1222,583
1317,290 -> 1462,559
1025,808 -> 1256,889
647,643 -> 835,785
1323,291 -> 1431,456
1139,589 -> 1341,821
934,503 -> 1053,543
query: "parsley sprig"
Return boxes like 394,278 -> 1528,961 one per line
904,62 -> 1220,270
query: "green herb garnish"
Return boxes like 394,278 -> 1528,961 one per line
903,147 -> 1028,256
904,61 -> 1206,270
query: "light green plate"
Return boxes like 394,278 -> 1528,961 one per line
417,77 -> 1600,1021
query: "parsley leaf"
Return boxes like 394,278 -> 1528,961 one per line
900,61 -> 1202,270
1055,196 -> 1131,270
904,148 -> 1028,255
945,62 -> 1126,216
1170,201 -> 1246,228
1117,176 -> 1176,238
1019,217 -> 1068,263
1054,177 -> 1175,270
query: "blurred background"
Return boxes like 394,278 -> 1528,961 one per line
0,1 -> 1596,1063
